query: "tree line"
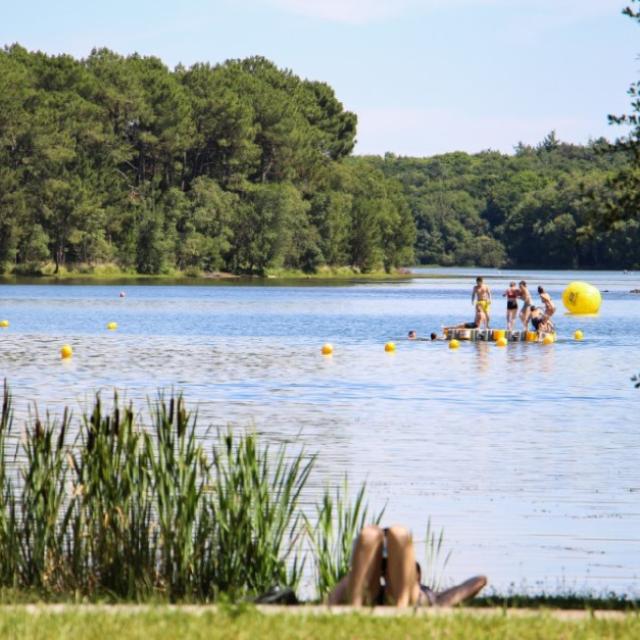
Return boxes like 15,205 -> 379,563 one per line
0,30 -> 638,274
366,132 -> 636,269
0,45 -> 415,275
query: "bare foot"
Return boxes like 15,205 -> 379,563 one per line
435,575 -> 487,607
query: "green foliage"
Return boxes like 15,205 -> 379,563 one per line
370,137 -> 632,268
305,479 -> 384,600
0,46 -> 413,276
604,2 -> 640,231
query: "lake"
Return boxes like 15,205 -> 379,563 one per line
0,268 -> 639,597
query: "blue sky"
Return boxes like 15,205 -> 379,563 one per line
2,0 -> 638,156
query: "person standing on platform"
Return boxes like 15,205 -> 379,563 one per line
471,277 -> 492,327
538,286 -> 556,318
502,281 -> 520,331
519,281 -> 533,329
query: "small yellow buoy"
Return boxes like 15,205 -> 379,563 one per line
449,339 -> 460,349
574,330 -> 584,341
0,320 -> 9,328
492,329 -> 506,341
107,322 -> 118,330
384,341 -> 396,352
496,337 -> 508,347
542,334 -> 554,345
60,344 -> 73,359
525,331 -> 537,343
321,343 -> 333,355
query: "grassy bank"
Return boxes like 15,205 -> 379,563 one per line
0,607 -> 638,640
1,262 -> 415,283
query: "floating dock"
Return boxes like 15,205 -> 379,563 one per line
444,328 -> 552,342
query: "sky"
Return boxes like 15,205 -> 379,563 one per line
2,0 -> 638,156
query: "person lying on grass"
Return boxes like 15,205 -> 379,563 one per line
329,525 -> 487,607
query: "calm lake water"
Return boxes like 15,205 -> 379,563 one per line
1,268 -> 639,597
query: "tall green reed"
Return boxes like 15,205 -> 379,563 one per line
18,408 -> 73,590
422,517 -> 452,591
305,478 -> 385,600
209,430 -> 314,597
0,384 -> 392,603
69,394 -> 155,598
146,394 -> 210,600
0,382 -> 19,586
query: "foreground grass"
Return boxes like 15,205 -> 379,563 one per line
0,608 -> 638,640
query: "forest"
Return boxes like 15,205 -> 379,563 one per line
0,32 -> 638,274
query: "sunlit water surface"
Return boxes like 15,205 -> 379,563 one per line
1,269 -> 639,596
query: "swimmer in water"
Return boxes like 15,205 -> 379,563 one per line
408,330 -> 417,340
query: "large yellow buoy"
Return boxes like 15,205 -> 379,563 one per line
0,320 -> 9,328
562,281 -> 601,315
107,321 -> 118,330
321,343 -> 333,356
574,329 -> 584,341
542,334 -> 554,345
496,337 -> 508,347
492,329 -> 506,342
449,339 -> 460,349
384,341 -> 396,352
60,344 -> 73,359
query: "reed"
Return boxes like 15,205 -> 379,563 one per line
0,382 -> 19,586
69,394 -> 156,598
146,394 -> 209,600
208,429 -> 315,598
422,517 -> 452,591
306,478 -> 384,600
17,408 -> 73,590
0,382 -> 398,603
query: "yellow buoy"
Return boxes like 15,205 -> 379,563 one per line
0,320 -> 9,328
60,344 -> 73,359
107,322 -> 118,330
525,331 -> 537,343
562,281 -> 601,315
321,343 -> 333,355
449,339 -> 460,349
384,341 -> 396,352
542,334 -> 554,345
574,329 -> 584,341
492,329 -> 506,341
496,337 -> 508,347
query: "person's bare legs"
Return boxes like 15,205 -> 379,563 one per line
384,526 -> 421,607
345,525 -> 384,606
435,575 -> 487,606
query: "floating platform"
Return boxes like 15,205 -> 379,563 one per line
443,328 -> 553,343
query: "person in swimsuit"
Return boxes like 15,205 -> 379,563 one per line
537,286 -> 556,318
502,281 -> 520,331
471,277 -> 492,327
530,306 -> 555,337
328,525 -> 487,607
519,280 -> 533,330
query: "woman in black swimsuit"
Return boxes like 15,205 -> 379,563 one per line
503,281 -> 520,331
329,525 -> 487,607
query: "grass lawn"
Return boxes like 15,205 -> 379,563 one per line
0,607 -> 638,640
